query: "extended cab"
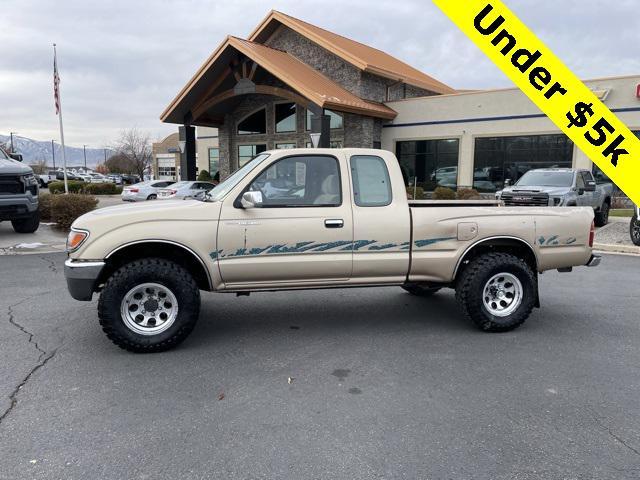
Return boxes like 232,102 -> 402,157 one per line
64,149 -> 600,352
0,147 -> 40,233
497,168 -> 613,226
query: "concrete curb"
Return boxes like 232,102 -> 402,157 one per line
594,242 -> 640,255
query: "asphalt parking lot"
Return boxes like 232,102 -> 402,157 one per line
1,252 -> 639,479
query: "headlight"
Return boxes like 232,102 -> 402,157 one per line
23,174 -> 38,186
66,228 -> 89,252
552,197 -> 563,206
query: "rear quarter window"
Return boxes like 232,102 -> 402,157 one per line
350,155 -> 392,207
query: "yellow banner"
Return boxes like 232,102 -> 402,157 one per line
432,0 -> 640,206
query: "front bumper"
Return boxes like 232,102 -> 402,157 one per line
0,195 -> 38,219
586,254 -> 602,267
64,259 -> 105,301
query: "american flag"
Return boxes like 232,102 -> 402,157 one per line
53,45 -> 60,115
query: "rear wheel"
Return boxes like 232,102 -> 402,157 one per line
456,252 -> 536,332
631,213 -> 640,246
401,284 -> 441,296
595,202 -> 610,227
98,258 -> 200,352
147,194 -> 157,200
11,211 -> 40,233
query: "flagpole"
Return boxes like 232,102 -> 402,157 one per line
53,43 -> 68,194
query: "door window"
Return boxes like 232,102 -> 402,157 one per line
350,155 -> 392,207
248,155 -> 341,207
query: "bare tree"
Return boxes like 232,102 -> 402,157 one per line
112,128 -> 152,179
105,152 -> 136,174
30,158 -> 48,174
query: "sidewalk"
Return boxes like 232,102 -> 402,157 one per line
594,216 -> 640,255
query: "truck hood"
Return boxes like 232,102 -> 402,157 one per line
0,157 -> 32,175
501,186 -> 570,196
72,199 -> 221,232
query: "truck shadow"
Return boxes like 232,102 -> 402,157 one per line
188,287 -> 473,348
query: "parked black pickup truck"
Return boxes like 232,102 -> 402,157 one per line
0,147 -> 40,233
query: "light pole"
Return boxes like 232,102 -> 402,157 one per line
83,145 -> 87,170
51,140 -> 56,169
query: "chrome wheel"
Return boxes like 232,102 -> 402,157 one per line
482,273 -> 523,317
120,282 -> 178,336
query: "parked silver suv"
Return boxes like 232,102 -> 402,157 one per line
497,168 -> 613,226
631,205 -> 640,246
0,148 -> 39,233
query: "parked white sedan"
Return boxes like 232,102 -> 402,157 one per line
121,180 -> 176,202
157,181 -> 217,200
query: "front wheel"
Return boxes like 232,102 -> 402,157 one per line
455,252 -> 536,332
631,213 -> 640,246
98,258 -> 200,352
11,211 -> 40,233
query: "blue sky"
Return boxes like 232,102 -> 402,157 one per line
1,0 -> 638,147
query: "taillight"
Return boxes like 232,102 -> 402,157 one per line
129,188 -> 139,193
169,189 -> 177,194
589,220 -> 595,247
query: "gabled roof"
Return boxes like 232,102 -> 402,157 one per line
161,36 -> 397,124
249,10 -> 456,95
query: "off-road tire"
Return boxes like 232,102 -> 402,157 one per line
401,285 -> 442,296
455,252 -> 536,332
98,258 -> 200,353
594,202 -> 610,227
631,213 -> 640,246
11,211 -> 40,233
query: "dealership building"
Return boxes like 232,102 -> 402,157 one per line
161,10 -> 640,194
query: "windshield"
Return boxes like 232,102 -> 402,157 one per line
208,153 -> 271,202
515,171 -> 574,187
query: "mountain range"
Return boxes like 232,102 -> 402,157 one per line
0,134 -> 112,167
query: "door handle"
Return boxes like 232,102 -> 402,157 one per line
324,219 -> 344,228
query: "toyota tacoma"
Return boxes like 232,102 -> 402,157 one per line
64,149 -> 600,352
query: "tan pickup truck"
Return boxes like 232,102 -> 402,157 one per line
64,148 -> 600,352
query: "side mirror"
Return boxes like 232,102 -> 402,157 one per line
585,181 -> 596,192
504,179 -> 511,187
577,188 -> 585,196
241,191 -> 263,209
9,153 -> 23,162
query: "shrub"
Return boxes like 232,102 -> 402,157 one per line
198,170 -> 212,181
406,186 -> 426,200
48,180 -> 85,194
431,186 -> 457,200
84,182 -> 119,195
38,193 -> 53,221
456,188 -> 482,200
51,194 -> 98,229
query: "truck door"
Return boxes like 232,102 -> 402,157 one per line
348,152 -> 411,283
216,153 -> 354,286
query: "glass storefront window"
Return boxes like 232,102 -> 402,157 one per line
306,109 -> 343,130
208,148 -> 219,178
238,144 -> 267,168
473,134 -> 574,192
592,130 -> 639,192
238,108 -> 266,135
275,103 -> 297,133
396,139 -> 460,191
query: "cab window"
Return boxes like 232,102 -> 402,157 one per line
248,155 -> 341,207
350,155 -> 392,207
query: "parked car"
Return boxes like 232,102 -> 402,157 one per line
35,170 -> 58,187
157,181 -> 216,200
107,174 -> 123,185
89,173 -> 110,183
0,147 -> 39,233
56,170 -> 85,181
496,168 -> 613,226
64,148 -> 600,352
121,180 -> 175,201
631,205 -> 640,246
121,174 -> 141,185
